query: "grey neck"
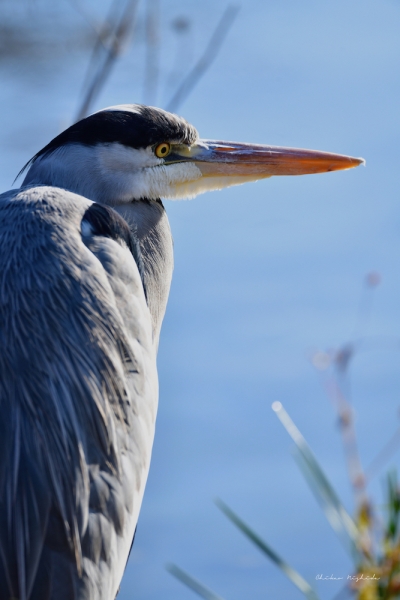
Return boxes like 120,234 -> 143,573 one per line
22,151 -> 174,346
114,200 -> 173,346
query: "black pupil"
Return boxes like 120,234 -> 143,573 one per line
161,146 -> 167,154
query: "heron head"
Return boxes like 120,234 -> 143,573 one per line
21,104 -> 364,205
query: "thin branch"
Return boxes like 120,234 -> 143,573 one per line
67,0 -> 117,53
144,0 -> 160,105
272,402 -> 362,562
329,372 -> 368,506
166,563 -> 226,600
215,498 -> 320,600
364,426 -> 400,482
75,0 -> 139,122
166,4 -> 240,113
72,0 -> 127,100
352,271 -> 381,340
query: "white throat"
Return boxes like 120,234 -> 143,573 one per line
22,143 -> 202,205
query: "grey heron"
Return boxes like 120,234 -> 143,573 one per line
0,104 -> 363,599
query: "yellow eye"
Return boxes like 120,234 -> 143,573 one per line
155,142 -> 171,158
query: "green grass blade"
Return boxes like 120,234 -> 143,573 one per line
272,401 -> 362,561
166,563 -> 226,600
215,498 -> 320,600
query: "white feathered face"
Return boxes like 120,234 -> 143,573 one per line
21,104 -> 364,205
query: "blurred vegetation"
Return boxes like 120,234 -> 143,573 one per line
168,273 -> 400,600
2,2 -> 398,598
345,470 -> 400,600
0,0 -> 238,119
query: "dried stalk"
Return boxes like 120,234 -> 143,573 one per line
166,5 -> 239,113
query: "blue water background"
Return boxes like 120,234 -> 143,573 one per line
1,1 -> 400,598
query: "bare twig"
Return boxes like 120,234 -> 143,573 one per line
331,274 -> 380,501
328,368 -> 368,507
166,4 -> 240,113
364,426 -> 400,482
67,0 -> 117,52
166,16 -> 192,97
216,498 -> 320,600
272,402 -> 362,561
144,0 -> 160,105
75,0 -> 139,122
352,271 -> 381,341
74,0 -> 126,101
166,564 -> 225,600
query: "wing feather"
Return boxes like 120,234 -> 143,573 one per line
0,186 -> 157,599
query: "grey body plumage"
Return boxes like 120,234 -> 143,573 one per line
0,104 -> 363,598
0,186 -> 157,599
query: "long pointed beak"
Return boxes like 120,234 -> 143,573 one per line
167,139 -> 364,177
162,139 -> 364,200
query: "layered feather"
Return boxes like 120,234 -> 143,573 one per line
0,186 -> 157,599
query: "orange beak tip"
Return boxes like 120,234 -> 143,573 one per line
347,156 -> 365,170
